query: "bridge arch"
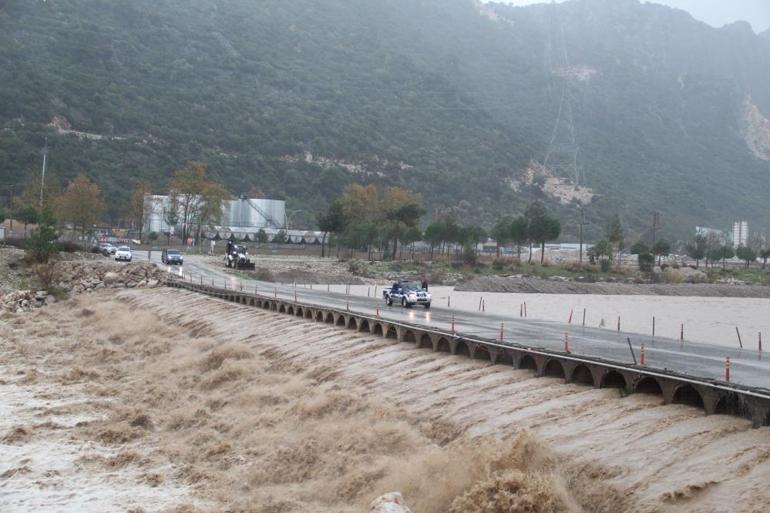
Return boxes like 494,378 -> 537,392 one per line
347,317 -> 358,330
418,334 -> 433,349
304,309 -> 313,320
544,359 -> 565,379
325,312 -> 335,324
359,319 -> 371,333
601,371 -> 627,389
672,384 -> 705,409
635,377 -> 663,395
262,301 -> 271,311
386,325 -> 398,339
519,354 -> 537,371
295,307 -> 303,317
287,306 -> 295,316
473,345 -> 492,361
436,337 -> 451,353
336,315 -> 346,327
497,351 -> 514,367
373,323 -> 384,337
403,330 -> 416,343
278,304 -> 286,314
455,340 -> 470,357
315,311 -> 324,322
570,365 -> 595,386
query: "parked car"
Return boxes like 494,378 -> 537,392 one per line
161,248 -> 184,265
383,281 -> 432,309
114,246 -> 132,262
99,242 -> 117,256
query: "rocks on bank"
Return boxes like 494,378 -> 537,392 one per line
369,493 -> 412,513
0,261 -> 167,313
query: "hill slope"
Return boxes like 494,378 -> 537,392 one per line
1,0 -> 769,237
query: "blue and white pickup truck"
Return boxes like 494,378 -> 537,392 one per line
383,281 -> 431,309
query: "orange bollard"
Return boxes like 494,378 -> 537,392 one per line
482,299 -> 486,313
617,316 -> 621,332
376,306 -> 380,318
520,304 -> 523,317
564,333 -> 570,353
725,356 -> 731,383
346,302 -> 350,312
680,324 -> 684,342
451,315 -> 456,335
759,332 -> 763,352
568,309 -> 573,324
640,343 -> 646,366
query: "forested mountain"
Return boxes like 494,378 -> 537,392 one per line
1,0 -> 769,238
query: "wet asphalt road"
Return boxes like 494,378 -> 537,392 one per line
151,253 -> 770,391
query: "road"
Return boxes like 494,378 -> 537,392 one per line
149,252 -> 770,391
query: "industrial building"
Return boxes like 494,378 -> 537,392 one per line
143,195 -> 287,239
733,221 -> 749,247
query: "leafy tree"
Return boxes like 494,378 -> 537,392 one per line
272,230 -> 288,244
148,231 -> 159,242
524,202 -> 560,264
651,239 -> 671,266
317,200 -> 347,257
524,201 -> 548,264
256,228 -> 268,244
0,208 -> 6,224
57,175 -> 105,235
168,161 -> 229,243
491,217 -> 513,258
590,239 -> 612,264
606,214 -> 624,263
706,244 -> 734,269
13,205 -> 38,237
637,252 -> 655,273
685,235 -> 707,268
126,178 -> 152,241
162,194 -> 180,246
509,216 -> 528,261
760,248 -> 770,270
25,208 -> 58,264
630,241 -> 649,255
736,246 -> 757,268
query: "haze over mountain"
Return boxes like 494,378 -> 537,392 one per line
1,0 -> 769,238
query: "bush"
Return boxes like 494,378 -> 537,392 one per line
663,269 -> 684,284
58,240 -> 85,253
600,260 -> 611,273
462,246 -> 477,265
637,253 -> 655,273
33,261 -> 60,291
254,268 -> 274,282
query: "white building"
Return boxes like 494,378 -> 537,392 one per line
143,195 -> 286,237
733,221 -> 749,247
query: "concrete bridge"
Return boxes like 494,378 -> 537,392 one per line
168,280 -> 770,428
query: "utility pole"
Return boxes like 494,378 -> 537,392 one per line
39,137 -> 48,208
578,204 -> 586,263
652,211 -> 660,244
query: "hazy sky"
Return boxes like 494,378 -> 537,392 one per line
490,0 -> 770,33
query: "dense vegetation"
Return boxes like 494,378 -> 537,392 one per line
1,0 -> 769,238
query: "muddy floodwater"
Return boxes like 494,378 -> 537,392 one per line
2,288 -> 769,513
331,285 -> 770,349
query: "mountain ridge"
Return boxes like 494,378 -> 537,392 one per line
0,0 -> 768,238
